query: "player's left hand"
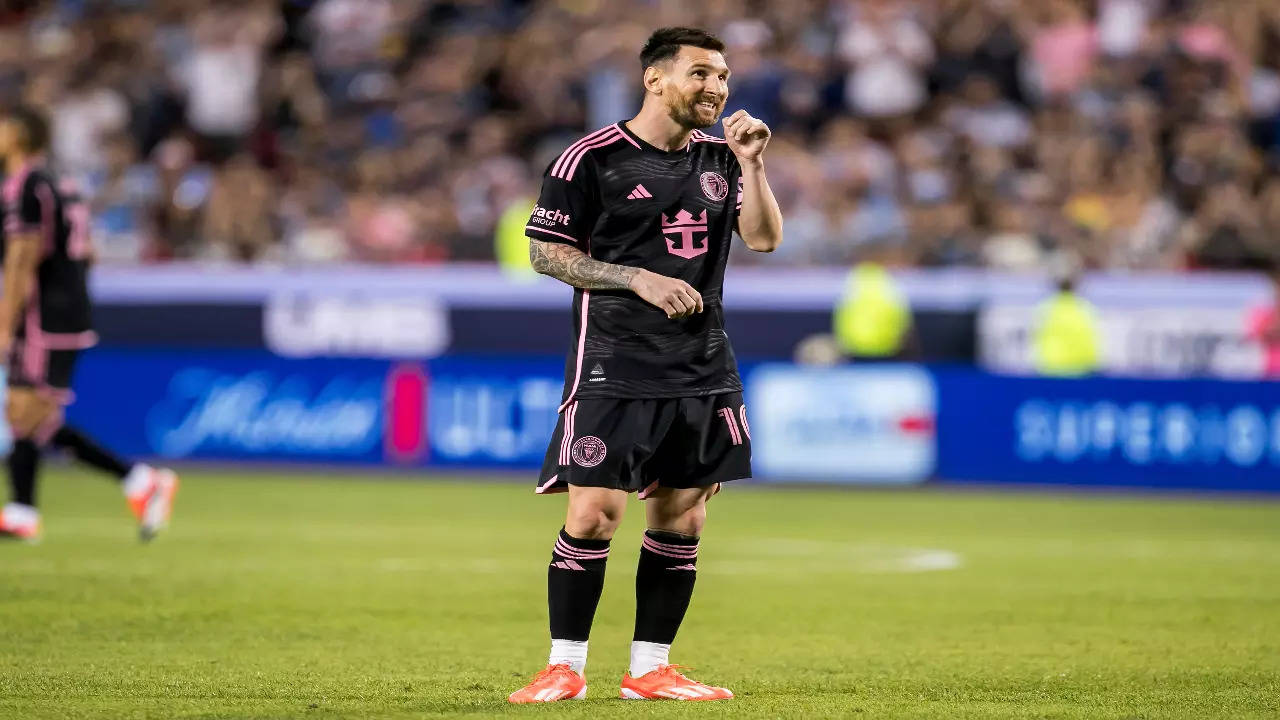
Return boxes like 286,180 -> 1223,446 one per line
723,110 -> 770,164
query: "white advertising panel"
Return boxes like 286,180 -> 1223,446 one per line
979,305 -> 1265,379
747,365 -> 936,483
264,292 -> 451,359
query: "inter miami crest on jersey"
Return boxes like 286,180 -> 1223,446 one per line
526,123 -> 746,404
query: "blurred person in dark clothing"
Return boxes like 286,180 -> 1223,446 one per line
201,152 -> 276,261
1184,181 -> 1269,270
0,106 -> 177,542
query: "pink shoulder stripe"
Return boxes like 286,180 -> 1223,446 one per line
559,128 -> 624,181
551,125 -> 617,178
614,122 -> 641,149
525,225 -> 581,244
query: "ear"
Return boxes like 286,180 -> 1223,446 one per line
642,65 -> 665,95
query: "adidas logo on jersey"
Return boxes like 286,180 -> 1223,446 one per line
590,363 -> 604,376
626,184 -> 653,200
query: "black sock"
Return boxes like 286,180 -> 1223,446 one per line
51,425 -> 131,480
548,527 -> 611,641
8,439 -> 40,507
634,529 -> 699,644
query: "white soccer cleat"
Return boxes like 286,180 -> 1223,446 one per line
125,466 -> 179,542
0,503 -> 41,543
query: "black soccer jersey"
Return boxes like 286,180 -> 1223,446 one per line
1,161 -> 94,343
527,122 -> 747,403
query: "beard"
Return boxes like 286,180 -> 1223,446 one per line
667,93 -> 722,130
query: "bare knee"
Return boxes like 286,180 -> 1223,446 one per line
6,390 -> 58,439
669,503 -> 707,537
646,486 -> 714,537
565,489 -> 626,540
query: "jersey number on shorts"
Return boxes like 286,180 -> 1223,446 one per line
717,404 -> 750,446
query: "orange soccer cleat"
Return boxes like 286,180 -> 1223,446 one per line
124,466 -> 179,542
620,665 -> 733,701
507,663 -> 587,703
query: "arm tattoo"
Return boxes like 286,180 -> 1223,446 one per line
529,239 -> 638,290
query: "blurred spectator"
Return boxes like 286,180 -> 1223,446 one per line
1028,0 -> 1098,99
89,134 -> 159,263
839,0 -> 934,118
308,0 -> 400,105
945,74 -> 1032,149
1097,0 -> 1153,58
51,68 -> 129,176
202,153 -> 276,261
720,20 -> 785,128
178,3 -> 278,161
0,0 -> 1272,275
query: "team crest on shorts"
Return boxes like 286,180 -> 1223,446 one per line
571,436 -> 607,467
700,171 -> 728,201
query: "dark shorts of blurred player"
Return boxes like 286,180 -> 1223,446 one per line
6,329 -> 92,444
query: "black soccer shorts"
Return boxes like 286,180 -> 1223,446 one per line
7,340 -> 79,405
536,391 -> 752,496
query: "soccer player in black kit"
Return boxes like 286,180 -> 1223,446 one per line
0,106 -> 177,542
508,28 -> 782,703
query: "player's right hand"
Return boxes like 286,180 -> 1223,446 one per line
629,269 -> 704,319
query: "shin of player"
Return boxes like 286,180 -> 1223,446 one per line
0,106 -> 178,542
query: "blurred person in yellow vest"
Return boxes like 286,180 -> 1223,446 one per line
495,196 -> 537,280
1033,271 -> 1102,377
833,260 -> 913,360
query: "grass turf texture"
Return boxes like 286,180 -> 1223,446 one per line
1,470 -> 1277,719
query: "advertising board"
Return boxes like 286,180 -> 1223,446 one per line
933,368 -> 1280,492
747,365 -> 937,483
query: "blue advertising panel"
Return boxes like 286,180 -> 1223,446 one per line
58,348 -> 1280,493
933,367 -> 1280,492
67,350 -> 394,464
65,350 -> 568,469
425,356 -> 565,468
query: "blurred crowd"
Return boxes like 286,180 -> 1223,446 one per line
0,0 -> 1278,270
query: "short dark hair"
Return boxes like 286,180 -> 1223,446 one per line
639,27 -> 725,69
6,105 -> 50,153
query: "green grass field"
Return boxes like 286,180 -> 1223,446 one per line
1,469 -> 1277,719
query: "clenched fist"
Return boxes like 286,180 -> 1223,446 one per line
723,110 -> 770,164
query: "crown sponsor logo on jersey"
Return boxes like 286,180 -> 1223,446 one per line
572,436 -> 607,467
661,209 -> 709,259
530,205 -> 571,227
626,184 -> 653,200
700,171 -> 729,201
